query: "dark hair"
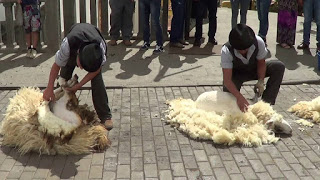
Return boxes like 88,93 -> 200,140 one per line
78,42 -> 103,72
229,24 -> 256,50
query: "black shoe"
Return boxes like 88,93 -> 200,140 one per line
140,42 -> 150,50
193,39 -> 201,47
297,42 -> 309,49
208,38 -> 218,45
179,40 -> 189,45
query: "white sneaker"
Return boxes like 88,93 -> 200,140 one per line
26,49 -> 32,58
30,49 -> 37,59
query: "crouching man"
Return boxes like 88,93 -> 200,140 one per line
43,23 -> 113,130
221,24 -> 285,112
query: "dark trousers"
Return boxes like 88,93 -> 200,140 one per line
170,0 -> 186,43
60,59 -> 112,122
223,60 -> 285,105
139,0 -> 163,46
195,0 -> 217,40
109,0 -> 135,40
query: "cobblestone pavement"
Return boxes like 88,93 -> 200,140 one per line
1,85 -> 320,180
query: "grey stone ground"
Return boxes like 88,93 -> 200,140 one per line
0,7 -> 320,180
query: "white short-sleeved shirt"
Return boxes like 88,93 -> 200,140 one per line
220,35 -> 268,69
55,37 -> 107,67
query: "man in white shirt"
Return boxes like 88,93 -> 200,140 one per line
221,24 -> 285,112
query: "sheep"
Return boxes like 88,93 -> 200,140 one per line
165,91 -> 292,147
0,75 -> 110,155
288,96 -> 320,123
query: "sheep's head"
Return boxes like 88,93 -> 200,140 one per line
265,114 -> 292,135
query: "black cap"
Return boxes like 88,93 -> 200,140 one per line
79,43 -> 103,72
229,24 -> 255,50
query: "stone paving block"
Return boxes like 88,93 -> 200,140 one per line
209,155 -> 224,168
117,164 -> 130,179
190,140 -> 204,150
307,168 -> 320,179
76,158 -> 91,171
33,168 -> 49,179
229,146 -> 243,154
154,136 -> 166,147
171,163 -> 186,177
153,127 -> 164,136
265,165 -> 284,178
264,146 -> 282,158
158,145 -> 172,158
105,146 -> 118,158
298,156 -> 316,169
0,158 -> 15,171
275,141 -> 290,152
281,137 -> 295,146
174,177 -> 188,180
159,169 -> 173,180
233,154 -> 249,167
89,165 -> 103,179
177,135 -> 190,145
119,131 -> 131,142
118,152 -> 130,165
256,172 -> 272,180
186,169 -> 201,180
288,145 -> 305,157
203,142 -> 218,155
151,118 -> 162,127
292,136 -> 312,151
229,174 -> 245,180
290,163 -> 310,176
91,153 -> 104,165
104,157 -> 117,171
14,153 -> 30,166
223,161 -> 240,174
74,171 -> 89,180
144,163 -> 158,178
282,170 -> 300,179
131,146 -> 143,158
258,153 -> 274,165
131,171 -> 144,180
6,165 -> 24,179
169,150 -> 183,163
198,162 -> 214,176
157,156 -> 170,170
183,156 -> 198,169
131,157 -> 143,171
274,158 -> 291,171
242,148 -> 258,160
120,123 -> 130,132
131,136 -> 142,147
194,150 -> 208,162
180,145 -> 193,156
281,152 -> 299,164
239,166 -> 258,179
213,168 -> 230,180
119,141 -> 130,153
103,171 -> 116,180
167,140 -> 180,151
218,148 -> 234,161
304,150 -> 320,163
19,171 -> 34,180
144,152 -> 156,164
143,141 -> 155,152
249,160 -> 266,173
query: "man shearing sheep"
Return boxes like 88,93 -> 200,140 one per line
221,24 -> 285,112
43,23 -> 113,130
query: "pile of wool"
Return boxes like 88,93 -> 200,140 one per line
288,96 -> 320,123
165,91 -> 285,147
0,87 -> 110,155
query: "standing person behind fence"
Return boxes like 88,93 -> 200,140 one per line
109,0 -> 135,46
193,0 -> 218,47
230,0 -> 250,28
17,0 -> 40,59
139,0 -> 164,53
170,0 -> 189,48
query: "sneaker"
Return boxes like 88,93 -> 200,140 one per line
208,38 -> 218,45
26,48 -> 32,58
169,42 -> 184,48
193,39 -> 201,47
109,40 -> 117,46
103,120 -> 113,130
140,42 -> 150,50
297,42 -> 309,49
30,49 -> 37,59
153,45 -> 164,53
124,40 -> 132,46
179,40 -> 189,45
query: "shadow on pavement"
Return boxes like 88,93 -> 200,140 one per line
0,52 -> 54,74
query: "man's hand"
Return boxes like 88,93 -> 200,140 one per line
254,79 -> 264,97
43,87 -> 55,101
236,96 -> 249,112
65,83 -> 81,93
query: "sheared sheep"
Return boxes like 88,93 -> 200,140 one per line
0,75 -> 110,155
165,91 -> 292,147
288,96 -> 320,123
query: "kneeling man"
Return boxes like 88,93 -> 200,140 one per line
221,24 -> 285,112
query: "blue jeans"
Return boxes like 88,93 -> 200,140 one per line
303,0 -> 320,47
256,0 -> 271,39
230,0 -> 250,28
170,0 -> 185,43
139,0 -> 163,46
